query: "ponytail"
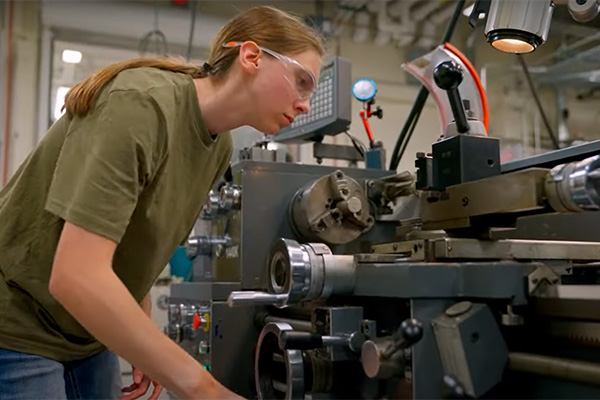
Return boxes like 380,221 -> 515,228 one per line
63,58 -> 206,117
64,6 -> 324,118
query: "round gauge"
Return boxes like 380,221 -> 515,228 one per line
352,78 -> 377,102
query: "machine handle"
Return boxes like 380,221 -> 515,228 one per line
399,318 -> 424,346
279,331 -> 366,352
227,291 -> 288,307
382,318 -> 424,358
278,331 -> 324,350
434,61 -> 470,134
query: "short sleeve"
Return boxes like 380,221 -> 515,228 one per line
45,90 -> 164,243
212,132 -> 233,187
178,132 -> 233,246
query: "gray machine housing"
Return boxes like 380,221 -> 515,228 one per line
223,160 -> 396,290
169,161 -> 395,398
169,156 -> 600,399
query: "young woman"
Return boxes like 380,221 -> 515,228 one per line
0,5 -> 323,400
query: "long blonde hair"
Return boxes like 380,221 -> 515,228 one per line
64,6 -> 324,117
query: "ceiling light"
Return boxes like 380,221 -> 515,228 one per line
62,49 -> 82,64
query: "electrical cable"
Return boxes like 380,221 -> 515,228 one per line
345,132 -> 366,159
517,54 -> 560,150
441,0 -> 467,44
344,131 -> 366,158
396,103 -> 424,165
186,0 -> 198,61
389,88 -> 429,170
388,0 -> 466,171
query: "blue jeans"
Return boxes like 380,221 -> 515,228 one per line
0,347 -> 122,400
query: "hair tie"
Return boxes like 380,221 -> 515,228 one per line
202,62 -> 213,74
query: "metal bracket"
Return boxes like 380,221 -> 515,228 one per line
528,265 -> 561,298
313,142 -> 363,163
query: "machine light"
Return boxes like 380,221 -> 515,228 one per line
489,34 -> 537,54
484,0 -> 553,54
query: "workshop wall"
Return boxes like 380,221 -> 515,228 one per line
3,1 -> 600,182
0,1 -> 41,184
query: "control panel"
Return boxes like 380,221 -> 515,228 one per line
167,301 -> 212,370
273,57 -> 352,143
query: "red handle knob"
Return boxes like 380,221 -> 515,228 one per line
192,313 -> 202,331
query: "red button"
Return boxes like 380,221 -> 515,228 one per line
192,313 -> 202,331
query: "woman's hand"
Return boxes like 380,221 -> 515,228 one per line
119,366 -> 163,400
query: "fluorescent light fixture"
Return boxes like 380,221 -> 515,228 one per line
54,86 -> 71,121
62,49 -> 82,64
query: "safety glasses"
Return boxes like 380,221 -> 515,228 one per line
223,41 -> 317,100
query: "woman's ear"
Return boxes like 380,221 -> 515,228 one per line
238,42 -> 261,75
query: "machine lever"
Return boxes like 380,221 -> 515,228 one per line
433,61 -> 470,134
360,320 -> 421,380
278,331 -> 323,350
279,331 -> 366,352
382,318 -> 424,358
227,291 -> 288,307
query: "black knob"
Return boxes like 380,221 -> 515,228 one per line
382,318 -> 424,358
278,331 -> 323,350
373,106 -> 383,119
400,318 -> 424,345
434,61 -> 464,91
433,61 -> 470,134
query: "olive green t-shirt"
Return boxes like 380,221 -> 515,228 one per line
0,67 -> 232,361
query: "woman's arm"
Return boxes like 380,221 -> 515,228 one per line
49,222 -> 243,400
141,291 -> 152,318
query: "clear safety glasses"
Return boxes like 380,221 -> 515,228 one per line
223,41 -> 317,100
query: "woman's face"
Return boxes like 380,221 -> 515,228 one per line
249,48 -> 322,135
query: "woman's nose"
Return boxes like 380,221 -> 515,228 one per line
295,98 -> 311,115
